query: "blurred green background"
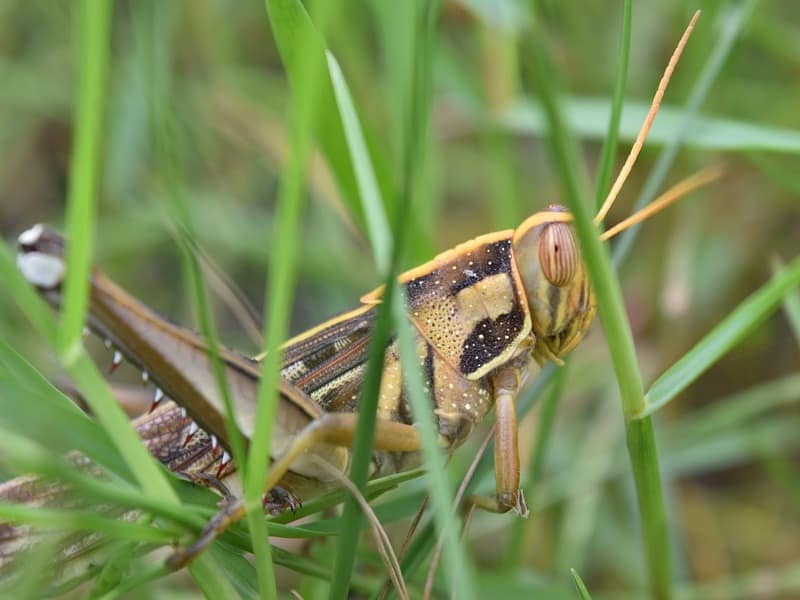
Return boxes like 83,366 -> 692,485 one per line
1,0 -> 799,598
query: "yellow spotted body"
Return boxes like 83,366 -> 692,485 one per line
272,206 -> 595,485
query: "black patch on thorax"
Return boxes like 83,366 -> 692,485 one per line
448,239 -> 513,295
459,307 -> 526,374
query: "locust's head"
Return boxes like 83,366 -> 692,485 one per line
512,205 -> 596,361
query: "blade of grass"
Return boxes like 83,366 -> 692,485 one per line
263,0 -> 382,233
325,42 -> 408,598
327,1 -> 473,596
94,563 -> 169,600
325,64 -> 410,600
245,1 -> 338,596
773,257 -> 800,346
390,1 -> 474,595
58,0 -> 112,361
394,299 -> 475,599
135,0 -> 249,480
594,0 -> 632,210
667,373 -> 800,443
186,553 -> 243,600
327,51 -> 391,273
571,568 -> 593,600
640,255 -> 800,418
328,30 -> 474,596
499,95 -> 800,154
524,7 -> 671,598
474,1 -> 656,557
0,504 -> 175,544
133,8 -> 254,591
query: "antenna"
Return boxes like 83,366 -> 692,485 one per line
593,10 -> 701,226
600,165 -> 722,241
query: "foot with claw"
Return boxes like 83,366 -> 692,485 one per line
166,485 -> 302,571
263,486 -> 302,516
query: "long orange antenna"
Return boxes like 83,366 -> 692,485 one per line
594,10 -> 701,226
600,165 -> 722,241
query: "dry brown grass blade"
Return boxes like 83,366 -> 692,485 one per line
311,456 -> 409,600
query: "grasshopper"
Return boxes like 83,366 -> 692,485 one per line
5,12 -> 713,574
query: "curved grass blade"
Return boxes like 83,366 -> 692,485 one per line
327,51 -> 391,274
570,568 -> 593,600
773,257 -> 800,346
641,255 -> 800,418
264,0 -> 391,233
0,504 -> 176,544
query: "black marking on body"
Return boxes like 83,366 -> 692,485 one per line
404,239 -> 516,307
448,240 -> 513,295
459,308 -> 526,374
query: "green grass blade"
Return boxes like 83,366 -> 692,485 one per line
244,1 -> 338,595
783,287 -> 800,345
95,563 -> 169,600
265,0 -> 377,232
327,51 -> 392,273
525,8 -> 671,598
393,295 -> 475,599
500,95 -> 800,154
325,104 -> 403,600
135,0 -> 249,480
329,2 -> 458,596
188,555 -> 242,600
59,0 -> 112,361
667,374 -> 800,443
570,568 -> 593,600
641,255 -> 800,418
594,0 -> 631,209
325,45 -> 410,597
773,258 -> 800,346
0,504 -> 175,544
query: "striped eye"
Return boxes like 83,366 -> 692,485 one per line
538,223 -> 578,287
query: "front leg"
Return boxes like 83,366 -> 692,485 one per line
466,366 -> 529,517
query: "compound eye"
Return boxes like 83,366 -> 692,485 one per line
538,223 -> 578,287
